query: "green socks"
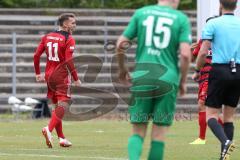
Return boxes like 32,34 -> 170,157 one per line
128,135 -> 165,160
128,134 -> 144,160
148,140 -> 165,160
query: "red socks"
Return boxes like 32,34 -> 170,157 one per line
218,118 -> 224,127
48,110 -> 60,132
199,112 -> 207,140
55,120 -> 65,139
198,111 -> 224,140
48,106 -> 65,139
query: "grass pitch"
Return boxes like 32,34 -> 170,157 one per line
0,119 -> 239,160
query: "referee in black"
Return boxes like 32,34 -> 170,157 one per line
195,0 -> 240,159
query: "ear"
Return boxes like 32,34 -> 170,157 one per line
219,6 -> 222,16
219,3 -> 223,11
62,20 -> 68,28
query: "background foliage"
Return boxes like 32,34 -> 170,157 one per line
0,0 -> 196,9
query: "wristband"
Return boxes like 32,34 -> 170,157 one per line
194,68 -> 200,73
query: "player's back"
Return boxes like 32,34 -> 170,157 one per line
124,5 -> 191,85
42,31 -> 73,78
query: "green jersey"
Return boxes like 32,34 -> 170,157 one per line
123,5 -> 191,86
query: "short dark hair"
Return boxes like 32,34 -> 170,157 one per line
58,13 -> 75,26
220,0 -> 237,10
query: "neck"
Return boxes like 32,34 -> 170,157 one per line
222,9 -> 234,15
158,1 -> 171,7
58,27 -> 68,33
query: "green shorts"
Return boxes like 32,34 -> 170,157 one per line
128,84 -> 178,126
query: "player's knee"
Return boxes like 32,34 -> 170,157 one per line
206,108 -> 219,121
151,133 -> 165,142
151,125 -> 169,141
206,114 -> 218,122
223,113 -> 234,123
198,106 -> 206,112
132,123 -> 147,138
198,100 -> 206,112
55,106 -> 65,119
57,100 -> 70,108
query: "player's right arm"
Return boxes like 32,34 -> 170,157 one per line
179,43 -> 191,96
116,10 -> 138,85
34,36 -> 46,82
116,35 -> 132,85
178,14 -> 192,96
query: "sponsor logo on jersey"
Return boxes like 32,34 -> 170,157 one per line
47,36 -> 63,41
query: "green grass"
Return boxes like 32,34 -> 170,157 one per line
0,119 -> 239,160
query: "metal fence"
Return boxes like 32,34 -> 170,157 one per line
4,17 -> 124,120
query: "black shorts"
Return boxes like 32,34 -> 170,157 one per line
205,64 -> 240,108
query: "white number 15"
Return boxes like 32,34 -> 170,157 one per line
143,16 -> 173,49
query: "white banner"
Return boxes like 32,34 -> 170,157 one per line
197,0 -> 240,39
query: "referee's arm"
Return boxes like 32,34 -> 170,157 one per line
196,40 -> 211,70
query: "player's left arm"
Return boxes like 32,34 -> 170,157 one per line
178,14 -> 192,96
65,38 -> 81,86
34,36 -> 45,82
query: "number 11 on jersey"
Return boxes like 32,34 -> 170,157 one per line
47,42 -> 60,62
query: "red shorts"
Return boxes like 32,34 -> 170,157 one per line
198,80 -> 208,102
47,77 -> 71,104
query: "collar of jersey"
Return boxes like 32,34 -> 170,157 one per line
223,13 -> 234,16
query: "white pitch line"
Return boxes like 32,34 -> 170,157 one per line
0,152 -> 128,160
3,148 -> 122,152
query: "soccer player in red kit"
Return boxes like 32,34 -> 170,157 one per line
190,38 -> 223,145
33,13 -> 81,148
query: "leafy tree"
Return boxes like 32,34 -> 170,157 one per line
0,0 -> 196,10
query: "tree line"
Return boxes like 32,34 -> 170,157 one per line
0,0 -> 196,10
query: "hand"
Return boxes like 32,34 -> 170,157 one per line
192,71 -> 200,82
118,68 -> 131,86
73,79 -> 81,87
179,82 -> 186,97
191,42 -> 198,50
36,74 -> 45,82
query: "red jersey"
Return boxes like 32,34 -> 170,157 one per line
33,30 -> 78,82
192,39 -> 212,84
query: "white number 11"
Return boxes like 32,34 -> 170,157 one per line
47,42 -> 60,62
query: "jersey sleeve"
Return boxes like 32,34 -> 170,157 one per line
201,20 -> 214,40
192,40 -> 203,57
33,36 -> 45,75
122,11 -> 138,40
65,38 -> 79,81
179,14 -> 192,44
